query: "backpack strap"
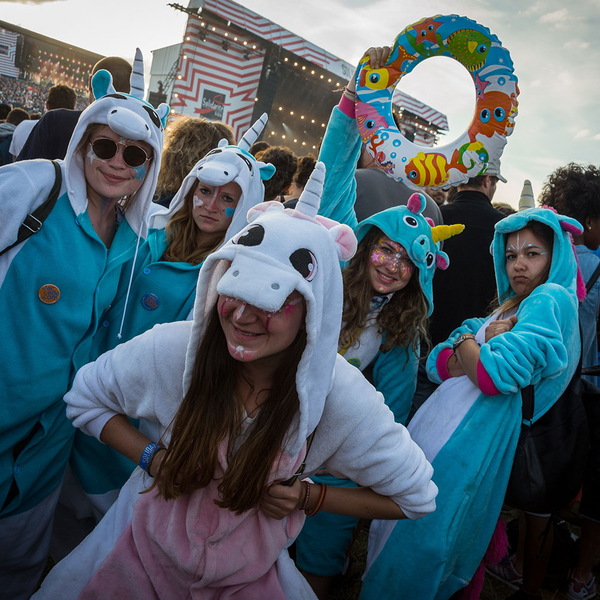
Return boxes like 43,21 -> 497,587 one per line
0,160 -> 62,258
586,262 -> 600,294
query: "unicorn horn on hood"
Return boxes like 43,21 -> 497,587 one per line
130,48 -> 145,100
518,179 -> 535,211
431,223 -> 465,245
238,113 -> 268,150
296,161 -> 325,220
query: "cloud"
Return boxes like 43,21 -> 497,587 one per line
564,41 -> 590,50
0,0 -> 63,3
519,1 -> 545,17
594,133 -> 600,141
538,8 -> 583,28
575,129 -> 591,139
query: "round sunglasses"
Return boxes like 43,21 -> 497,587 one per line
90,138 -> 152,168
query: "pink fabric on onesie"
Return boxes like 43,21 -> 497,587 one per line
80,441 -> 308,599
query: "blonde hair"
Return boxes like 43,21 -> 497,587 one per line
340,226 -> 429,359
155,117 -> 234,200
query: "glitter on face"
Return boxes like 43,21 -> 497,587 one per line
506,231 -> 548,258
87,145 -> 102,164
193,195 -> 204,208
225,207 -> 235,218
227,341 -> 254,362
235,302 -> 247,320
370,237 -> 414,279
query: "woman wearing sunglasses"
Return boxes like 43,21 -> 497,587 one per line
0,60 -> 168,600
68,115 -> 276,525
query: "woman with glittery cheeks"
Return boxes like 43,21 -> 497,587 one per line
363,208 -> 583,599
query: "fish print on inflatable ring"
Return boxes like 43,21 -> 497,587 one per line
355,14 -> 519,190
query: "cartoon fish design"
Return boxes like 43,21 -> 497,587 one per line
359,45 -> 416,91
405,148 -> 468,187
457,141 -> 489,173
446,29 -> 491,71
356,102 -> 390,144
469,90 -> 517,141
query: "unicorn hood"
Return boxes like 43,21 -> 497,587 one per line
355,193 -> 463,317
492,207 -> 583,305
184,162 -> 357,456
63,48 -> 169,238
149,114 -> 275,245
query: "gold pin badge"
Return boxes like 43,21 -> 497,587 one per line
39,284 -> 61,304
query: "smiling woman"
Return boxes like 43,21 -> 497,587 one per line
0,57 -> 167,598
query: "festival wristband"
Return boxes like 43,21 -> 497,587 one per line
139,442 -> 160,472
306,483 -> 327,516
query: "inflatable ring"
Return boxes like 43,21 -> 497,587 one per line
355,14 -> 519,190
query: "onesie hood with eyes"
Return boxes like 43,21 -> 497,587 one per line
184,162 -> 358,456
64,48 -> 169,238
149,113 -> 275,248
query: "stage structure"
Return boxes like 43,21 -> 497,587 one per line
0,20 -> 102,92
149,0 -> 448,150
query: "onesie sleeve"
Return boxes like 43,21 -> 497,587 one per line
426,316 -> 486,383
372,342 -> 419,425
315,361 -> 437,519
316,105 -> 362,230
478,285 -> 575,411
65,321 -> 190,440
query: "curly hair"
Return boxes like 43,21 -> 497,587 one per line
255,146 -> 298,201
155,117 -> 235,200
340,226 -> 429,358
292,155 -> 317,188
539,163 -> 600,225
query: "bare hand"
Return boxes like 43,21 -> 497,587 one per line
148,447 -> 166,478
347,46 -> 391,93
260,478 -> 306,520
485,315 -> 518,342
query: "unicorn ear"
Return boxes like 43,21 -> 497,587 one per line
407,193 -> 426,214
218,138 -> 230,148
130,48 -> 145,99
330,224 -> 357,261
558,215 -> 584,236
258,162 -> 276,181
247,200 -> 284,222
91,69 -> 115,100
436,251 -> 450,270
156,103 -> 170,128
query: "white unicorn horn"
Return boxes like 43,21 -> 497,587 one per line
238,113 -> 268,150
130,48 -> 145,99
518,179 -> 535,211
296,161 -> 326,219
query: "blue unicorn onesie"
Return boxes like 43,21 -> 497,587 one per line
0,50 -> 168,598
296,97 -> 460,580
362,207 -> 583,600
69,115 -> 276,519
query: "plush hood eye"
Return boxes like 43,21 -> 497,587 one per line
403,215 -> 418,227
290,248 -> 317,281
426,252 -> 434,267
234,224 -> 265,246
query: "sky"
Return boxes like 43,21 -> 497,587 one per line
2,0 -> 600,207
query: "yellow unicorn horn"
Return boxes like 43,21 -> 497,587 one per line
431,223 -> 465,245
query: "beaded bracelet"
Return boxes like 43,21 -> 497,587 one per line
305,483 -> 327,517
299,481 -> 311,511
139,442 -> 160,472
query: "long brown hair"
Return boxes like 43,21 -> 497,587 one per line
151,303 -> 307,514
493,221 -> 554,317
340,226 -> 429,359
161,186 -> 224,265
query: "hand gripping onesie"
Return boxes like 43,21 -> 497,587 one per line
0,49 -> 167,598
362,208 -> 582,600
35,163 -> 438,600
71,115 -> 275,519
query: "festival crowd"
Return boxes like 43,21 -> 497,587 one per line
0,44 -> 598,600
